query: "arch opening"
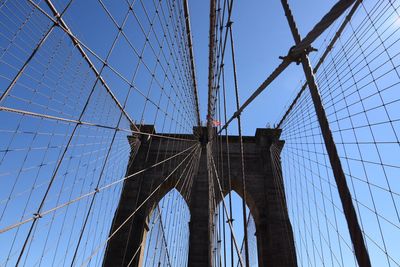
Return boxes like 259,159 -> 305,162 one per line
213,191 -> 259,267
141,188 -> 190,266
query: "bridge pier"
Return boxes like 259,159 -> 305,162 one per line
216,128 -> 297,267
256,129 -> 297,267
103,126 -> 297,267
102,126 -> 156,267
187,142 -> 213,266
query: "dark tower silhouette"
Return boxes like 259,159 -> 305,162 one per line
103,126 -> 297,267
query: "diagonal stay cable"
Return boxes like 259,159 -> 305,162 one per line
101,146 -> 199,266
73,0 -> 197,261
0,143 -> 198,234
0,106 -> 196,143
141,148 -> 198,267
98,0 -> 197,130
79,144 -> 200,267
208,149 -> 245,267
0,0 -> 196,264
280,0 -> 371,265
218,0 -> 358,135
0,0 -> 75,104
217,59 -> 291,134
27,0 -> 140,133
276,0 -> 362,128
154,205 -> 173,267
183,0 -> 201,127
290,0 -> 357,56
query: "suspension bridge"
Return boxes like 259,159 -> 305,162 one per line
0,0 -> 399,266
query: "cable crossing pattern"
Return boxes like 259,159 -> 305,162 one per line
1,0 -> 400,267
0,0 -> 199,266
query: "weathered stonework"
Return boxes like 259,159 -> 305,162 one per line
103,126 -> 297,267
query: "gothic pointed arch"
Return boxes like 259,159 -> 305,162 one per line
142,188 -> 190,266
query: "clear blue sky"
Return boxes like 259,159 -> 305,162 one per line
1,0 -> 399,266
188,0 -> 337,135
188,1 -> 400,266
187,1 -> 340,265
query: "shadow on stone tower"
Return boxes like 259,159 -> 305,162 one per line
103,125 -> 297,267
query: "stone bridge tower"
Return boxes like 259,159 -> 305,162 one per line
103,126 -> 297,267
